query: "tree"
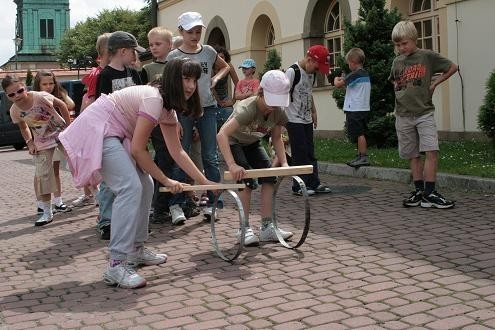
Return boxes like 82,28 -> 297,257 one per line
332,0 -> 401,147
478,69 -> 495,145
58,6 -> 151,67
259,49 -> 282,79
25,69 -> 33,87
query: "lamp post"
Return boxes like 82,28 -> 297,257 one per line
13,36 -> 22,70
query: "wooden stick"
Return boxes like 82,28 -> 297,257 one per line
159,183 -> 246,193
223,165 -> 313,180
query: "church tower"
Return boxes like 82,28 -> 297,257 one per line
9,0 -> 70,70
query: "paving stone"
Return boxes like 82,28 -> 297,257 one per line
0,150 -> 494,328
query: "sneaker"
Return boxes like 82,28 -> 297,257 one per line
421,191 -> 455,209
259,223 -> 293,242
37,207 -> 44,215
53,203 -> 72,213
98,224 -> 111,240
184,198 -> 200,218
151,211 -> 171,224
293,188 -> 315,196
103,262 -> 147,289
70,194 -> 95,207
35,213 -> 53,227
170,204 -> 186,225
127,247 -> 168,268
199,193 -> 209,206
347,155 -> 370,168
203,206 -> 218,222
403,190 -> 423,207
314,184 -> 331,194
237,227 -> 259,246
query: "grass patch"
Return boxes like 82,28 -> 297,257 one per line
315,138 -> 495,178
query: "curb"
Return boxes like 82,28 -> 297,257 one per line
318,162 -> 495,194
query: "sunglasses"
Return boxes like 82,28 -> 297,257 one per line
7,88 -> 25,98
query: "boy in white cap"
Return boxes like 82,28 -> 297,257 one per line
166,12 -> 230,224
217,70 -> 294,246
235,58 -> 260,101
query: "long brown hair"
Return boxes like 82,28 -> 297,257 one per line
33,70 -> 68,100
161,58 -> 202,118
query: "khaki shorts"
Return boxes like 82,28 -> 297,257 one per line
395,112 -> 439,159
34,147 -> 57,195
52,145 -> 65,162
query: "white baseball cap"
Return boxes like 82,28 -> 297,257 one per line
260,70 -> 290,107
178,12 -> 206,31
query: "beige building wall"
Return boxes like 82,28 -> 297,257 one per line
158,0 -> 489,136
445,0 -> 495,134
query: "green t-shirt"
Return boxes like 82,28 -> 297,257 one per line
229,96 -> 288,146
389,49 -> 452,117
141,61 -> 166,84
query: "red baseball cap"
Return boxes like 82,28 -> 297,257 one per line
307,45 -> 330,74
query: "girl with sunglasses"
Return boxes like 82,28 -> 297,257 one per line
2,74 -> 71,226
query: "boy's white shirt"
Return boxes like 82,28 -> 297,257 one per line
285,63 -> 314,124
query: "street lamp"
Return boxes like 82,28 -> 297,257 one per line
13,36 -> 22,70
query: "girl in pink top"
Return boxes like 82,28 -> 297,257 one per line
59,58 -> 216,289
235,58 -> 260,101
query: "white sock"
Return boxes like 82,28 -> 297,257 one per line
53,197 -> 63,206
37,200 -> 43,209
42,201 -> 53,217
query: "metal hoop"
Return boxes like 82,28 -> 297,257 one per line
210,189 -> 247,262
271,175 -> 311,249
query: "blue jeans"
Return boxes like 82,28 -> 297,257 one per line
216,106 -> 233,131
170,106 -> 222,207
97,181 -> 114,229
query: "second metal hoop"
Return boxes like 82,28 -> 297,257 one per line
271,175 -> 311,249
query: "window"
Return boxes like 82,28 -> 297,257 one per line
40,19 -> 54,39
412,0 -> 431,13
266,24 -> 275,47
410,0 -> 439,52
324,1 -> 344,83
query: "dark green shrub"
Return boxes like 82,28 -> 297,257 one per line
25,69 -> 33,87
478,69 -> 495,145
259,49 -> 282,79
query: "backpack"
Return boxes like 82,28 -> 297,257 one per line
288,63 -> 316,102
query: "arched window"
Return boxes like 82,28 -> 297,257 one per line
324,1 -> 343,70
410,0 -> 440,52
266,24 -> 275,47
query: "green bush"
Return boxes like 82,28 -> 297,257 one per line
478,69 -> 495,145
25,69 -> 33,87
259,49 -> 282,79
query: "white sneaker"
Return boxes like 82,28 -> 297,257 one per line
103,262 -> 147,289
35,213 -> 53,227
170,204 -> 186,225
127,247 -> 167,268
70,194 -> 95,207
203,206 -> 218,222
259,223 -> 293,242
237,227 -> 259,246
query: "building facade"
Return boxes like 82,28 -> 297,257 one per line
2,0 -> 70,71
157,0 -> 493,138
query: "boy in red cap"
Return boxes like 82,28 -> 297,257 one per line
285,45 -> 332,196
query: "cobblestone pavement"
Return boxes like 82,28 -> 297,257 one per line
1,148 -> 495,330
